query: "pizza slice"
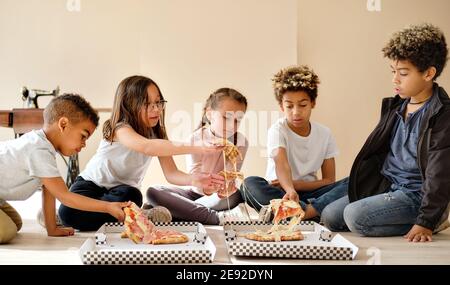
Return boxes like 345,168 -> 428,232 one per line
270,199 -> 305,225
244,199 -> 305,242
120,203 -> 188,245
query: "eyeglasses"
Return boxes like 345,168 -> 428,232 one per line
146,100 -> 167,111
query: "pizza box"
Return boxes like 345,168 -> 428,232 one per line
223,221 -> 358,260
78,221 -> 216,264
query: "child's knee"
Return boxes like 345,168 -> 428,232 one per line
242,176 -> 266,193
123,187 -> 143,206
321,206 -> 345,231
343,203 -> 368,235
0,216 -> 18,244
146,186 -> 162,204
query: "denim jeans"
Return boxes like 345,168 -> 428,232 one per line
321,183 -> 423,237
239,176 -> 349,215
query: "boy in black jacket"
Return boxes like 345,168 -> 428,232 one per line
321,23 -> 449,242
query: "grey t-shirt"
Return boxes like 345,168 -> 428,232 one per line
0,129 -> 61,201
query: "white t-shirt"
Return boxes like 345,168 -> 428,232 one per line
265,118 -> 339,182
80,128 -> 152,190
0,129 -> 60,201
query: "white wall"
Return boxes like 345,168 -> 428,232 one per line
298,0 -> 450,179
0,0 -> 297,217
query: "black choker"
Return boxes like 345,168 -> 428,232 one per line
408,98 -> 430,105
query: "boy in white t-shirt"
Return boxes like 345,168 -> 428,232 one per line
0,94 -> 128,244
240,65 -> 348,221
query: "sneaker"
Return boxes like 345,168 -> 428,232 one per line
143,206 -> 172,223
258,205 -> 272,223
37,208 -> 64,229
142,202 -> 153,210
218,203 -> 250,225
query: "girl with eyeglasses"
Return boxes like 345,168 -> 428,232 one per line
58,75 -> 225,231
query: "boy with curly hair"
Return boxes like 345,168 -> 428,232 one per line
321,23 -> 450,242
240,65 -> 348,221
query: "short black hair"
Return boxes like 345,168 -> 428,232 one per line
382,23 -> 448,80
43,94 -> 99,126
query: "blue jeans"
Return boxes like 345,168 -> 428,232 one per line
321,183 -> 423,236
239,176 -> 349,215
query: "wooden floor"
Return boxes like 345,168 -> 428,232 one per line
1,219 -> 449,265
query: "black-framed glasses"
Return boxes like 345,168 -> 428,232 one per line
146,100 -> 167,111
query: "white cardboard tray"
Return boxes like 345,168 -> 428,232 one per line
223,221 -> 358,260
79,221 -> 216,264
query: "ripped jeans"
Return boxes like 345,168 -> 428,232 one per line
321,184 -> 423,237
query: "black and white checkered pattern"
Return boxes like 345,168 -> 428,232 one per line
228,242 -> 353,260
224,221 -> 356,260
104,221 -> 198,227
83,250 -> 212,265
224,220 -> 315,226
84,221 -> 214,264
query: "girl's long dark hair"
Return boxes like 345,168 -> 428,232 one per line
103,75 -> 167,142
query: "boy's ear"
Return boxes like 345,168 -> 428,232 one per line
424,66 -> 437,81
311,100 -> 316,108
279,102 -> 284,112
57,117 -> 69,132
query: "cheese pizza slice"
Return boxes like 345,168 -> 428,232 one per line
121,203 -> 188,245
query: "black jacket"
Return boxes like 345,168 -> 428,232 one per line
348,83 -> 450,230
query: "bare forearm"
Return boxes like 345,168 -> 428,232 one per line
59,192 -> 109,213
166,170 -> 192,186
293,178 -> 335,192
275,163 -> 296,194
144,139 -> 200,157
42,188 -> 57,231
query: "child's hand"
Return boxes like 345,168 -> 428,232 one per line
108,201 -> 132,222
404,224 -> 433,242
270,179 -> 281,188
192,173 -> 225,194
201,145 -> 225,154
217,181 -> 237,198
47,226 -> 75,237
282,190 -> 299,203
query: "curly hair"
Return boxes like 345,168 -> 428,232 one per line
272,65 -> 320,104
382,23 -> 448,80
44,94 -> 99,127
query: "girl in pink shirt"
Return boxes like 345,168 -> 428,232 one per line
146,88 -> 248,225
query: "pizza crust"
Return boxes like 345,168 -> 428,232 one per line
151,234 -> 189,245
245,231 -> 304,242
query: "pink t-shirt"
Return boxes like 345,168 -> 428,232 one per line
186,127 -> 248,194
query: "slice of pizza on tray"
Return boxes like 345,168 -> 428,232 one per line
120,203 -> 188,245
245,198 -> 305,242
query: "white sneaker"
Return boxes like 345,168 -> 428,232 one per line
258,205 -> 272,223
218,203 -> 250,225
37,208 -> 64,229
143,206 -> 172,223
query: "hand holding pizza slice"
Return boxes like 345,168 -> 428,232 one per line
244,198 -> 305,242
121,203 -> 188,245
270,198 -> 305,225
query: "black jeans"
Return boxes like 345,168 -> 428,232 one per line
58,176 -> 143,231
